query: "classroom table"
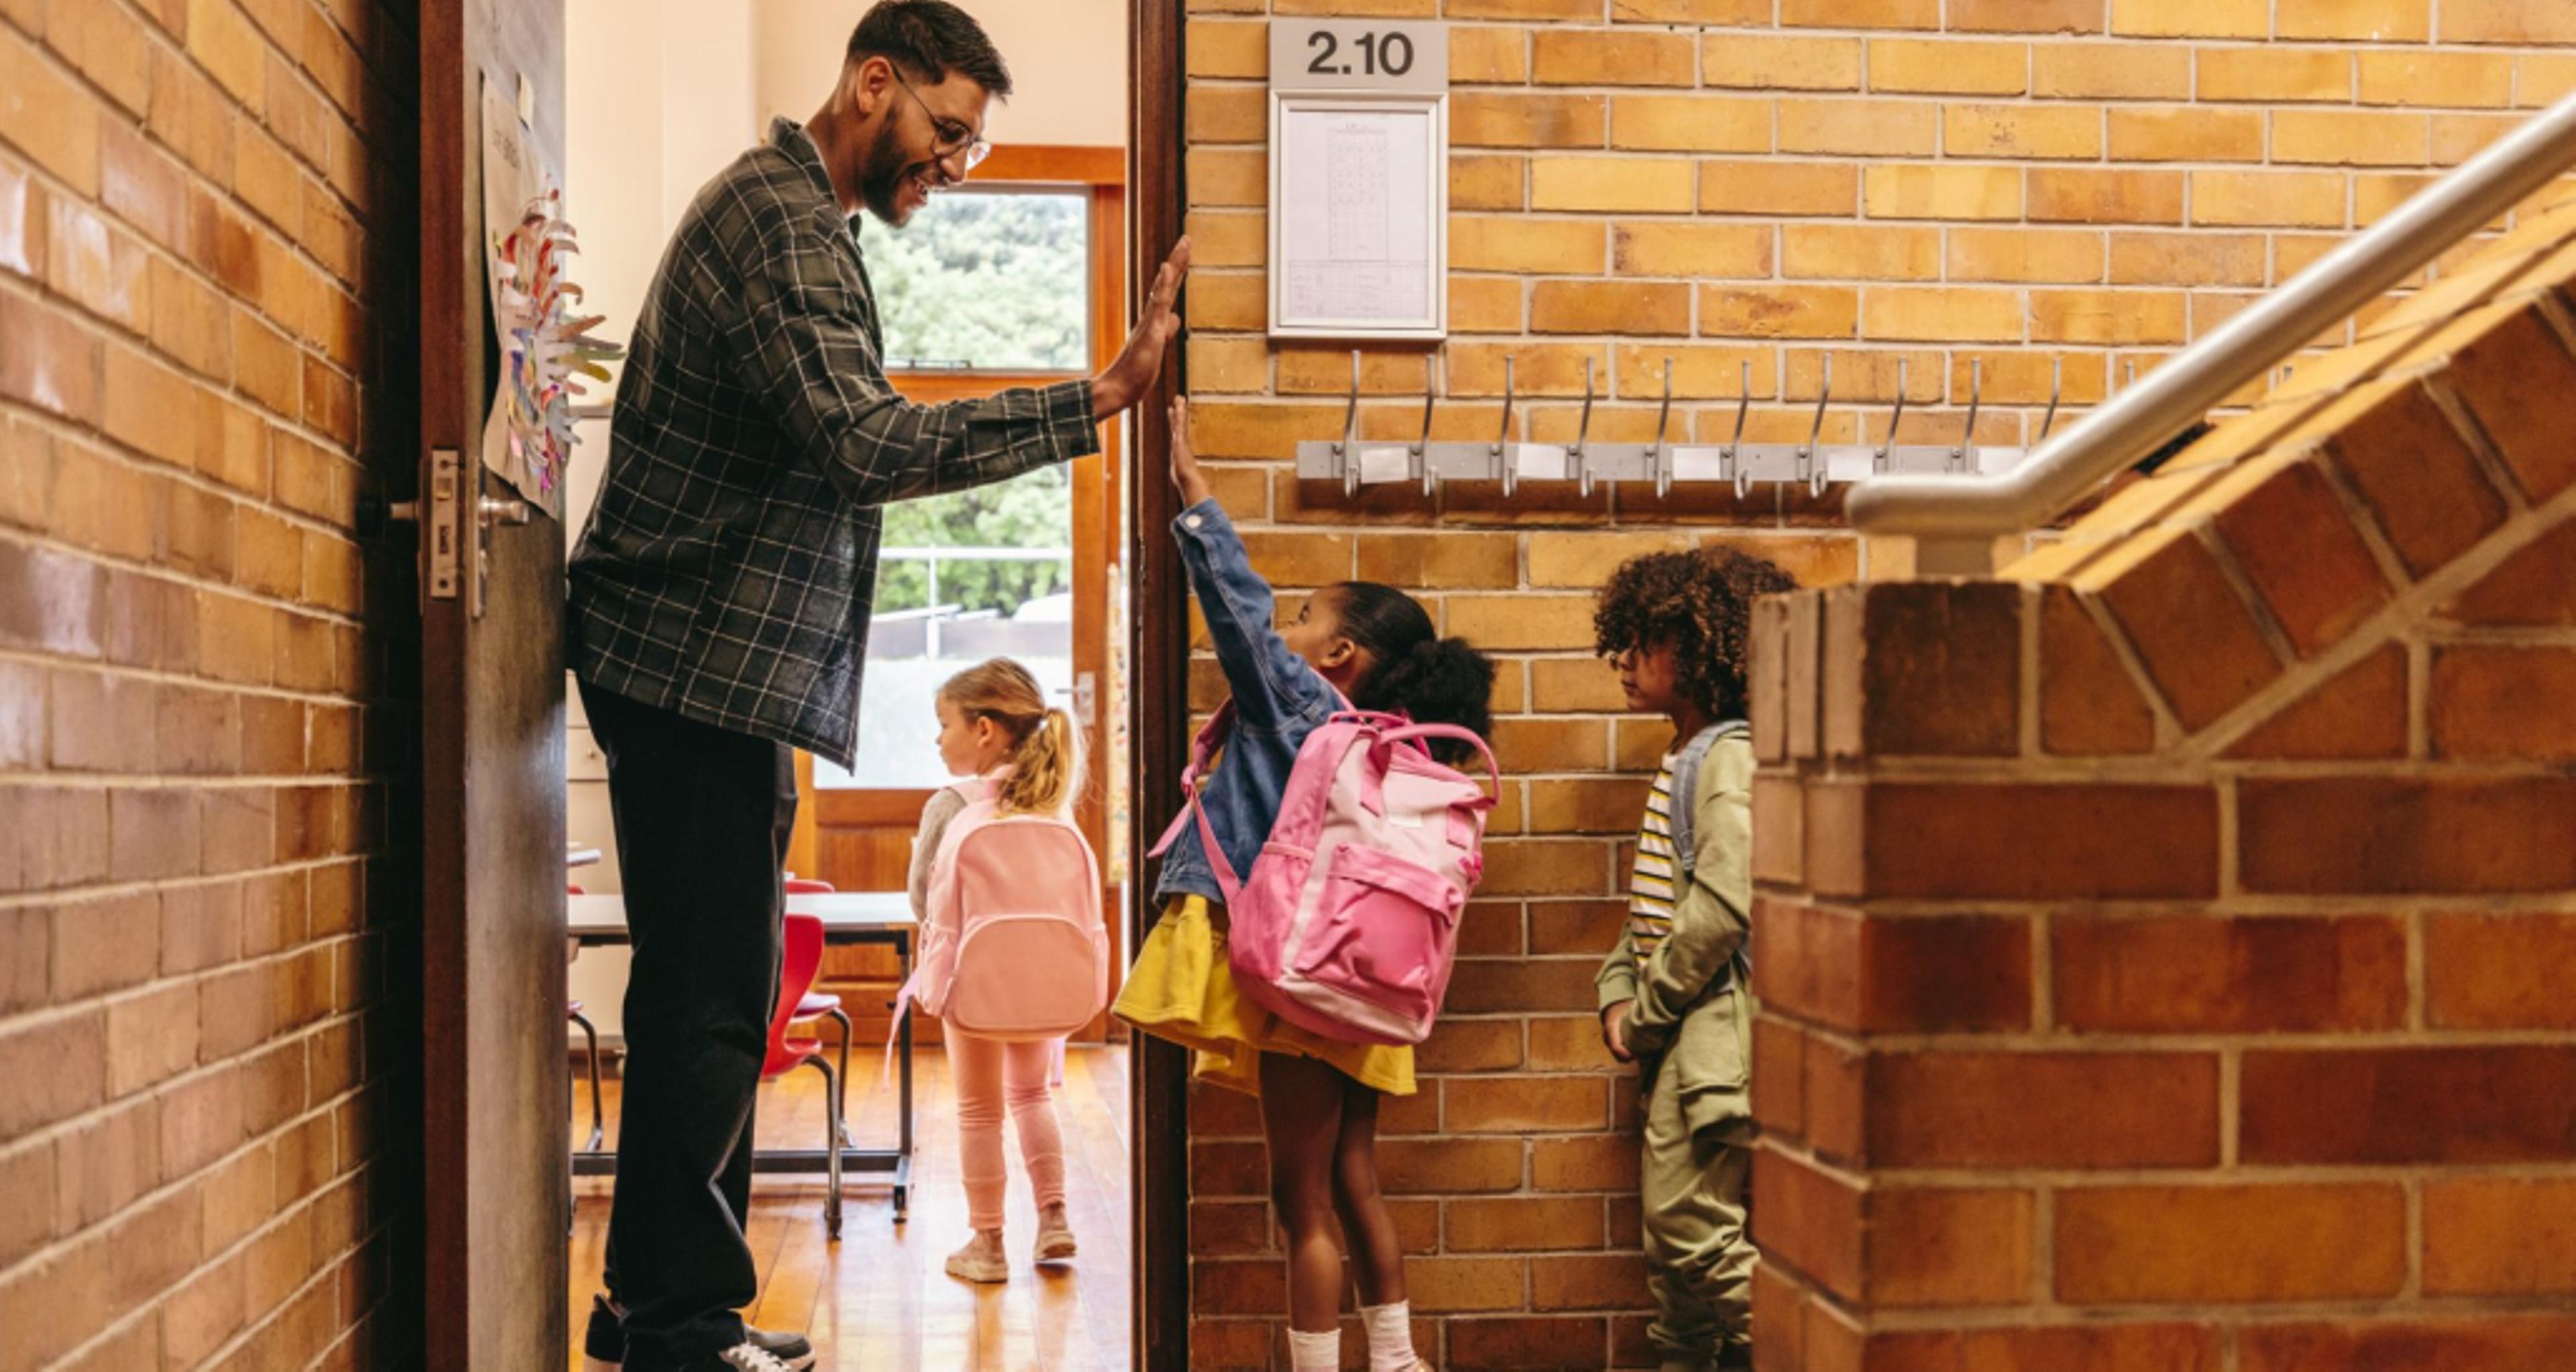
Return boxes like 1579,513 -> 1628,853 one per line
565,890 -> 917,1221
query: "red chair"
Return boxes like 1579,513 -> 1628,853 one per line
767,911 -> 846,1238
567,885 -> 604,1153
783,878 -> 855,1145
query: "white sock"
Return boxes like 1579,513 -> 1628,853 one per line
1287,1326 -> 1340,1372
1362,1302 -> 1415,1372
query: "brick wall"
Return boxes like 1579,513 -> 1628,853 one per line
1181,1 -> 2576,1367
0,1 -> 421,1369
1750,193 -> 2576,1365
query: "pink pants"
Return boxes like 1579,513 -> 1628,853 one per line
949,1032 -> 1067,1232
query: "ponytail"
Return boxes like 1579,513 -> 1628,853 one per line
1354,635 -> 1495,766
937,658 -> 1085,816
1330,582 -> 1497,767
997,706 -> 1084,817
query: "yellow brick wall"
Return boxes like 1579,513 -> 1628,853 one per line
1179,1 -> 2576,1367
0,1 -> 419,1367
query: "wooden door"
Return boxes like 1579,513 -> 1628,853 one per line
418,1 -> 569,1367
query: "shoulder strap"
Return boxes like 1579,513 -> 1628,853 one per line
1142,701 -> 1247,902
1666,721 -> 1748,887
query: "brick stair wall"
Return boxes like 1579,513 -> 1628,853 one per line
0,1 -> 423,1369
1750,191 -> 2576,1369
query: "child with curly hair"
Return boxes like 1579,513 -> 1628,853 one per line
1593,546 -> 1797,1372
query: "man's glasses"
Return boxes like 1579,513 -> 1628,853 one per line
892,71 -> 993,174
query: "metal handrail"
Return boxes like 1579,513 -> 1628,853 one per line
1847,89 -> 2576,577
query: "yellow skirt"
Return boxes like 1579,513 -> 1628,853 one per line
1113,894 -> 1414,1098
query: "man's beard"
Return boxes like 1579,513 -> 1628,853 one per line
859,118 -> 937,227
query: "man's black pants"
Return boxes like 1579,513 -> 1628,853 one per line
580,680 -> 796,1370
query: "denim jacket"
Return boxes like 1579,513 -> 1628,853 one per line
1152,498 -> 1339,904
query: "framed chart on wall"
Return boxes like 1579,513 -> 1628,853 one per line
1268,20 -> 1448,341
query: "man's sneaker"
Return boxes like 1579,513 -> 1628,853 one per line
582,1295 -> 817,1372
733,1328 -> 815,1371
703,1346 -> 795,1372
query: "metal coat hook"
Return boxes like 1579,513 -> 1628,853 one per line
1727,360 -> 1754,500
1650,358 -> 1675,499
1570,356 -> 1597,497
1874,358 -> 1909,474
1953,359 -> 1983,474
1493,355 -> 1517,498
1411,355 -> 1438,497
2037,356 -> 2063,445
1336,350 -> 1362,496
1799,354 -> 1832,498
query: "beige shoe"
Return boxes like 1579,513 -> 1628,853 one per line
945,1232 -> 1010,1283
1034,1206 -> 1077,1264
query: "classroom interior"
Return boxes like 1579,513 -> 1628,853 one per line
556,1 -> 1140,1365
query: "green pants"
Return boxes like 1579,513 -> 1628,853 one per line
1642,1071 -> 1756,1363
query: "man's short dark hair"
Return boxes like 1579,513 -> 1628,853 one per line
848,1 -> 1013,98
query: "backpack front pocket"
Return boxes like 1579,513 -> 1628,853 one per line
949,915 -> 1107,1039
1290,844 -> 1463,1023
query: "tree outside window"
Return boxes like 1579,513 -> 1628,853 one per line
821,189 -> 1089,789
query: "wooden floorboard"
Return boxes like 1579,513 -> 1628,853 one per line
568,1045 -> 1136,1371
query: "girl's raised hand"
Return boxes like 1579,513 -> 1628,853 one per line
1169,395 -> 1212,509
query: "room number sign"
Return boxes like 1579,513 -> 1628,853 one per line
1269,20 -> 1449,340
1270,19 -> 1446,95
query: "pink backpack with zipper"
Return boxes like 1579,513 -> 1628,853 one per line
902,778 -> 1109,1042
1155,706 -> 1501,1047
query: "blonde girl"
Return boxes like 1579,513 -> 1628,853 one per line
912,657 -> 1085,1283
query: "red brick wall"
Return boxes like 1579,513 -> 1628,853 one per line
0,1 -> 421,1367
1751,203 -> 2576,1368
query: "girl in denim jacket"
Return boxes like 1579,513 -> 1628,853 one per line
1116,399 -> 1494,1372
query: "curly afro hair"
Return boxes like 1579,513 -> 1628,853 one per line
1593,546 -> 1800,723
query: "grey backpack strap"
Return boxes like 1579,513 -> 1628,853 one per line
1664,722 -> 1742,890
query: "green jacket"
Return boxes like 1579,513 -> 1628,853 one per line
1597,729 -> 1756,1141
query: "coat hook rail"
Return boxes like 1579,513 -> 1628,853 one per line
1298,349 -> 2068,494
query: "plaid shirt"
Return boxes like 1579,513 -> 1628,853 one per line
569,117 -> 1099,768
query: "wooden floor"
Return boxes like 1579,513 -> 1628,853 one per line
568,1043 -> 1134,1371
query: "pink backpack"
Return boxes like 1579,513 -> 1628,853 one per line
1157,707 -> 1501,1047
900,779 -> 1109,1042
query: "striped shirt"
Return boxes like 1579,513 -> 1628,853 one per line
1626,753 -> 1680,960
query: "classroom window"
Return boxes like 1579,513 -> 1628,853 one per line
816,189 -> 1089,791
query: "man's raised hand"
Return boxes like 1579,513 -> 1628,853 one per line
1095,237 -> 1192,420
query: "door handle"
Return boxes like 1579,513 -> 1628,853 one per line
357,494 -> 423,533
468,493 -> 537,619
365,454 -> 534,613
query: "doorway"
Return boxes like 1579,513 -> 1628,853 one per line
551,3 -> 1153,1369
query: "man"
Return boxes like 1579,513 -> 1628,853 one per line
565,3 -> 1189,1369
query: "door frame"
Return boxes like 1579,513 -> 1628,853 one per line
1128,0 -> 1193,1367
